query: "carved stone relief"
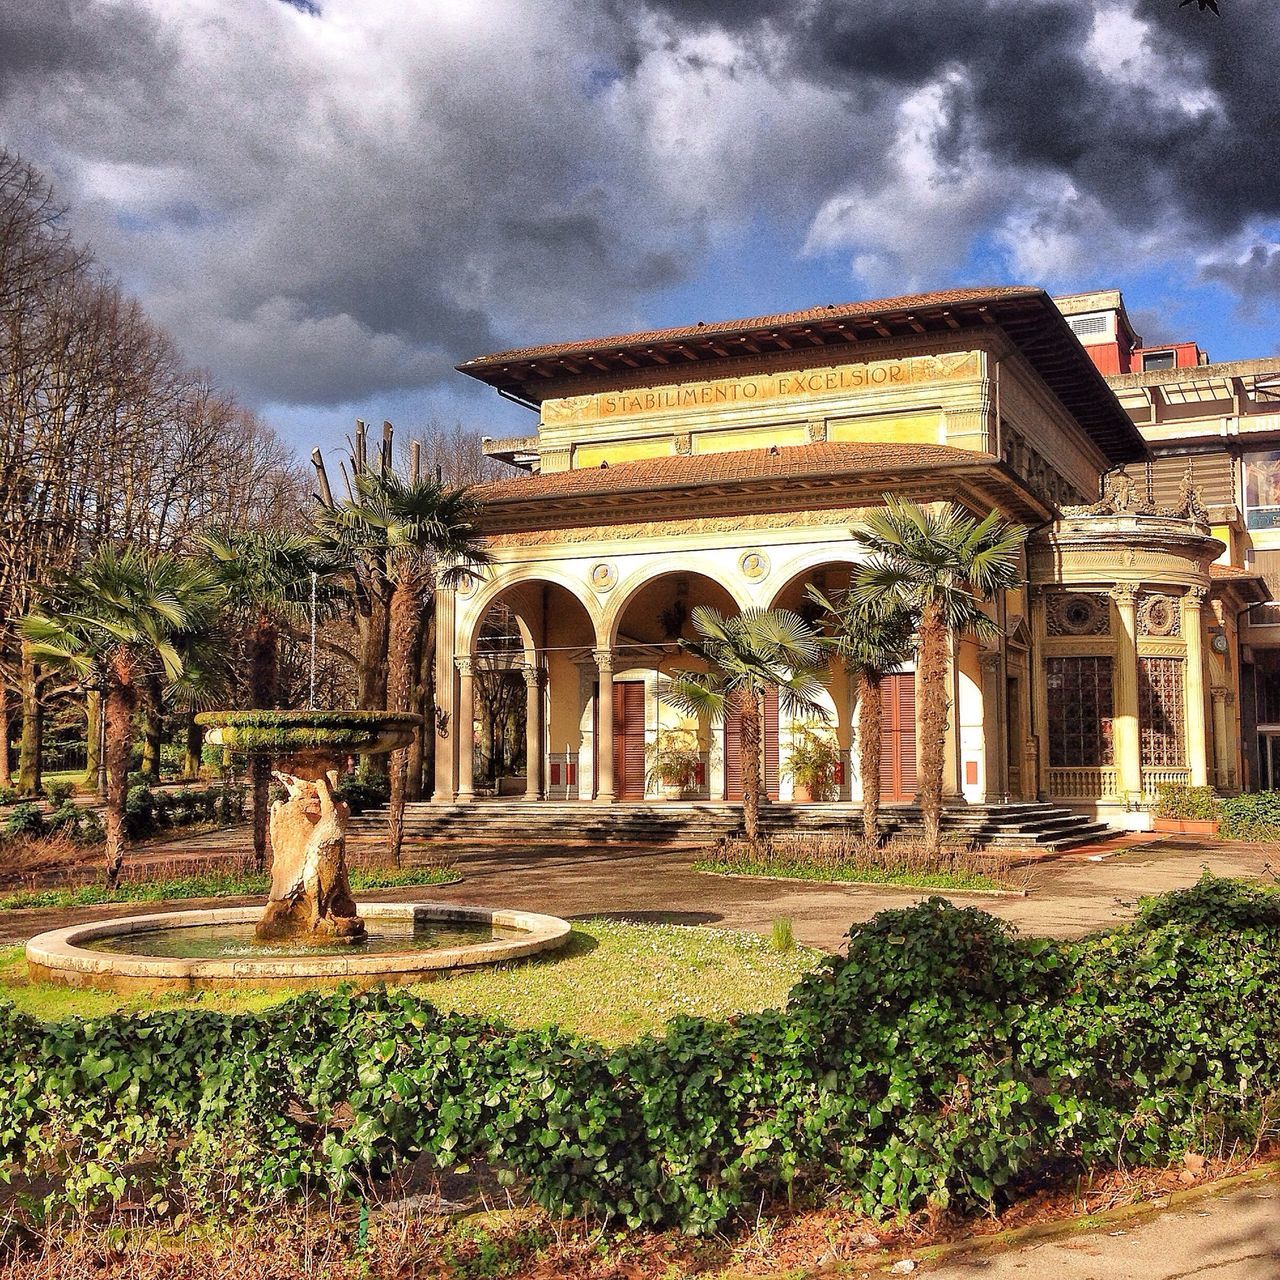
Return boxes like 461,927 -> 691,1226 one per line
1138,592 -> 1181,638
1046,592 -> 1111,637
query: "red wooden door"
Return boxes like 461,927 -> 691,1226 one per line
878,673 -> 917,803
613,681 -> 646,800
723,686 -> 779,801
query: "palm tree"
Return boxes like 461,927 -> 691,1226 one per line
200,530 -> 322,872
332,472 -> 489,865
21,547 -> 222,887
847,498 -> 1026,856
664,606 -> 827,844
807,586 -> 916,846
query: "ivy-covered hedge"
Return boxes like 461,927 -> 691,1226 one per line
1,876 -> 1277,1229
1154,784 -> 1280,841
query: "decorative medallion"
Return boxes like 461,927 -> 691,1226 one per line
589,561 -> 617,593
455,573 -> 476,597
1211,633 -> 1229,655
674,432 -> 692,456
739,550 -> 770,581
1046,592 -> 1110,637
1138,593 -> 1180,638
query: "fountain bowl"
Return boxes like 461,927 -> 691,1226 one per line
25,903 -> 573,994
196,709 -> 420,760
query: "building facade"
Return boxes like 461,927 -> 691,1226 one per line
429,286 -> 1276,828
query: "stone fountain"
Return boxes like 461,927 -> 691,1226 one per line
25,710 -> 571,992
197,710 -> 419,944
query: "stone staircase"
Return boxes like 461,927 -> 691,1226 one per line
350,799 -> 1113,854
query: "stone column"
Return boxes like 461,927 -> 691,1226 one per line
593,649 -> 616,804
1111,584 -> 1143,801
432,587 -> 458,804
978,648 -> 1006,803
1182,587 -> 1209,787
523,665 -> 544,800
1211,687 -> 1232,790
456,657 -> 476,803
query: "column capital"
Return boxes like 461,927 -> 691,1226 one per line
522,663 -> 545,689
1110,583 -> 1140,609
1184,585 -> 1208,608
455,655 -> 474,676
592,648 -> 615,674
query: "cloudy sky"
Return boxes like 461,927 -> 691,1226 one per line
2,0 -> 1278,454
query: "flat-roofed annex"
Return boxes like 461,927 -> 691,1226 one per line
458,285 -> 1148,466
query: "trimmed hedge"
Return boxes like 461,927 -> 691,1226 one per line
1,876 -> 1277,1229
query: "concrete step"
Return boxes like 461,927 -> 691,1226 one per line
351,799 -> 1118,853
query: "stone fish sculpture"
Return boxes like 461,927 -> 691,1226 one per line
258,768 -> 365,943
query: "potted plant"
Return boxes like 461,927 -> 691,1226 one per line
1152,782 -> 1220,835
645,728 -> 702,800
784,722 -> 842,803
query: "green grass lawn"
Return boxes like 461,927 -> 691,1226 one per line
0,865 -> 460,911
694,855 -> 1012,892
0,920 -> 820,1043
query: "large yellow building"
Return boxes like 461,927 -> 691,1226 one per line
427,286 -> 1274,835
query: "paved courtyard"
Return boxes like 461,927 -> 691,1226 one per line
1,829 -> 1274,951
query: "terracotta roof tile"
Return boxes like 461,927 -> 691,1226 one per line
461,286 -> 1041,370
475,441 -> 994,504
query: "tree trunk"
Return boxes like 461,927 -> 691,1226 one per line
408,612 -> 434,800
140,673 -> 163,782
103,679 -> 137,889
183,711 -> 204,781
17,640 -> 41,797
248,615 -> 279,874
917,600 -> 949,858
357,588 -> 390,776
0,682 -> 11,790
858,670 -> 882,847
386,578 -> 424,867
740,685 -> 763,845
83,690 -> 102,789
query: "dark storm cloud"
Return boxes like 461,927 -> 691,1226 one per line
640,0 -> 1280,240
4,0 -> 1280,415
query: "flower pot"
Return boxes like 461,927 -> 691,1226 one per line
1153,816 -> 1218,836
793,783 -> 815,803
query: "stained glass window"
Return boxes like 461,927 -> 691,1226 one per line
1138,656 -> 1185,768
1047,657 -> 1114,767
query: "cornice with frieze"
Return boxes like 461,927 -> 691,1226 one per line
482,504 -> 880,551
532,328 -> 1001,404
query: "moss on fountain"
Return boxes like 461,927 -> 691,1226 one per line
195,710 -> 419,756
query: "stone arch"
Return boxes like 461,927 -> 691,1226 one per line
460,568 -> 600,658
604,564 -> 752,649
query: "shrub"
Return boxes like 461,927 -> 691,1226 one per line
1217,791 -> 1280,842
47,801 -> 82,836
43,779 -> 75,807
0,786 -> 15,807
1153,783 -> 1220,822
2,878 -> 1278,1232
334,768 -> 390,815
124,785 -> 156,838
75,809 -> 105,846
3,802 -> 45,838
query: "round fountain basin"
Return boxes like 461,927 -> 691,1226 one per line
25,903 -> 572,993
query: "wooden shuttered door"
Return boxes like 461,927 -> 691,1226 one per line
723,687 -> 780,801
613,681 -> 646,800
879,673 -> 917,803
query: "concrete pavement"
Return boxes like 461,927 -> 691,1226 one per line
915,1177 -> 1280,1279
1,829 -> 1273,951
